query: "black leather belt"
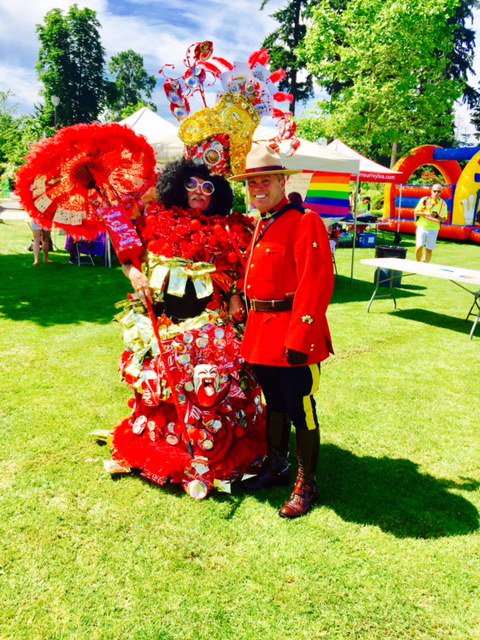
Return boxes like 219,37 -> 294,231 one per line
249,298 -> 293,312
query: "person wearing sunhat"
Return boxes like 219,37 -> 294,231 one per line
230,143 -> 334,518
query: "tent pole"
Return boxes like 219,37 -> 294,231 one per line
394,183 -> 403,244
350,173 -> 360,285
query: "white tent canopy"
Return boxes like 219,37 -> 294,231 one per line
120,107 -> 179,144
254,125 -> 360,175
151,133 -> 184,165
326,139 -> 401,183
281,139 -> 359,175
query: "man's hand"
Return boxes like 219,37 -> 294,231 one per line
286,348 -> 308,366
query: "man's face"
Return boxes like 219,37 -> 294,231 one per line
247,174 -> 286,213
431,185 -> 442,200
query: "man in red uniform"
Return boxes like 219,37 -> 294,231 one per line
230,144 -> 334,518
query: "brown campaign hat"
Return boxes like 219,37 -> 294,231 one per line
230,143 -> 300,181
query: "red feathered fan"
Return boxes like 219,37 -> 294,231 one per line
15,123 -> 157,240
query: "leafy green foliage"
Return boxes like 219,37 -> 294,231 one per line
232,182 -> 247,213
36,4 -> 107,127
314,0 -> 478,110
104,50 -> 157,121
298,0 -> 467,164
261,0 -> 314,114
0,92 -> 44,184
445,0 -> 479,108
117,102 -> 152,121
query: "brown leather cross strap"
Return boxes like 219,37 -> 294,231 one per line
252,203 -> 304,249
249,298 -> 293,312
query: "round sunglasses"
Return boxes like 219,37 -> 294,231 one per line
184,177 -> 215,195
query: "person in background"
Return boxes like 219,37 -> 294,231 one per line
287,191 -> 306,212
414,183 -> 447,263
358,196 -> 371,214
30,219 -> 52,266
231,144 -> 334,518
357,195 -> 377,224
349,191 -> 355,211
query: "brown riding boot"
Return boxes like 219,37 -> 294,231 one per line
279,427 -> 319,518
243,411 -> 291,490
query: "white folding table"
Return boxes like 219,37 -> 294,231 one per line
361,257 -> 480,340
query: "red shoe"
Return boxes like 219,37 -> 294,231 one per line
279,478 -> 317,518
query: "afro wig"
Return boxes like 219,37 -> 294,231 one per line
157,158 -> 233,217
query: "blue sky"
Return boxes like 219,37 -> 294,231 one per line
0,0 -> 478,140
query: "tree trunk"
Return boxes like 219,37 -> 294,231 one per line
390,141 -> 398,168
290,0 -> 302,115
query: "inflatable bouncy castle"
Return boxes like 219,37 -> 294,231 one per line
383,145 -> 480,243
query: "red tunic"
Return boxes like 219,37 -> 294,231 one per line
241,200 -> 334,366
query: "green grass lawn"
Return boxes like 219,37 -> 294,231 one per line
1,220 -> 479,640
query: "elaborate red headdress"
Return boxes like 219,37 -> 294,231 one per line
160,42 -> 299,177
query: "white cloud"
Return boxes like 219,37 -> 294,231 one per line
0,64 -> 41,108
0,0 -> 107,50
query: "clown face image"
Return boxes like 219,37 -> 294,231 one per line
193,364 -> 221,408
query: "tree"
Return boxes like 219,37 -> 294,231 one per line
298,0 -> 466,165
260,0 -> 314,114
105,50 -> 157,120
318,0 -> 478,110
445,0 -> 479,109
36,4 -> 107,127
0,92 -> 43,185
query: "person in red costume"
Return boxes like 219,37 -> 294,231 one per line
111,158 -> 267,499
231,144 -> 335,518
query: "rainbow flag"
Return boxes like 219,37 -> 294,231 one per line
305,172 -> 351,218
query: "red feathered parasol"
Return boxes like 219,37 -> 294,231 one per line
16,122 -> 197,456
15,123 -> 157,240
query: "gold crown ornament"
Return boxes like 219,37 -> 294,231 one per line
179,93 -> 260,176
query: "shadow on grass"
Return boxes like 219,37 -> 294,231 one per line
331,274 -> 424,305
392,308 -> 476,336
0,251 -> 129,326
318,444 -> 479,538
227,443 -> 479,537
104,442 -> 479,536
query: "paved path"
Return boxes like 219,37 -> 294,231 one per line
0,197 -> 29,221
